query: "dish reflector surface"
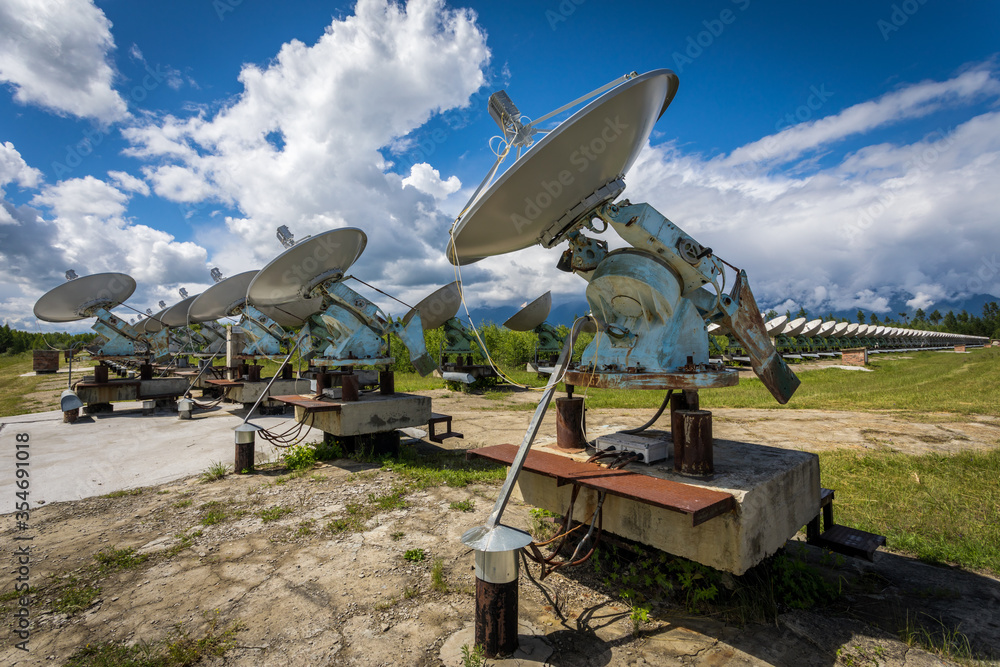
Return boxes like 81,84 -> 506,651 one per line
402,282 -> 462,331
248,228 -> 367,307
448,70 -> 679,265
34,273 -> 136,323
504,292 -> 553,331
189,271 -> 258,322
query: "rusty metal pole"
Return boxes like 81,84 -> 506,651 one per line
673,409 -> 714,475
234,423 -> 258,473
474,548 -> 520,658
341,373 -> 359,402
139,363 -> 153,381
379,370 -> 394,395
554,397 -> 586,452
247,364 -> 261,382
94,363 -> 109,384
281,363 -> 293,380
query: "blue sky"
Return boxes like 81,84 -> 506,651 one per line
1,0 -> 998,331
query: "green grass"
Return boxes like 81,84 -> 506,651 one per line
52,577 -> 101,615
404,548 -> 426,562
396,347 -> 1000,417
449,499 -> 475,512
382,449 -> 506,489
258,505 -> 293,523
199,461 -> 230,482
64,614 -> 242,666
820,448 -> 1000,575
103,488 -> 143,498
431,557 -> 448,592
94,547 -> 149,572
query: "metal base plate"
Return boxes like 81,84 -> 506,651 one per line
563,369 -> 738,390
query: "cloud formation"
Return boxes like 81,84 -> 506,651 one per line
0,0 -> 128,122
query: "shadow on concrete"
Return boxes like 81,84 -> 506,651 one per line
528,541 -> 999,665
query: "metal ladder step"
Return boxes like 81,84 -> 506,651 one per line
806,488 -> 886,561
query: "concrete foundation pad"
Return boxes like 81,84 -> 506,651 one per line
222,378 -> 310,404
439,622 -> 552,666
511,438 -> 820,574
279,392 -> 431,437
73,377 -> 190,406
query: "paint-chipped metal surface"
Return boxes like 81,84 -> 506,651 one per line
563,368 -> 737,390
468,444 -> 735,526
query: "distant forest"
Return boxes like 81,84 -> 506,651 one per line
764,301 -> 1000,340
0,324 -> 97,355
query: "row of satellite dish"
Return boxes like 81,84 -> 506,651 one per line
33,226 -> 570,373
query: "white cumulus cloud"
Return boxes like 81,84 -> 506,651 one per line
402,163 -> 461,199
0,0 -> 128,122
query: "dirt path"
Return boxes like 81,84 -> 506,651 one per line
2,394 -> 999,665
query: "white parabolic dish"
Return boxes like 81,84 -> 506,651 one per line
402,282 -> 463,331
188,271 -> 258,322
248,228 -> 368,307
448,69 -> 679,265
33,273 -> 137,323
504,292 -> 553,331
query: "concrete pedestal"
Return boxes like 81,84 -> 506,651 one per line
510,439 -> 820,575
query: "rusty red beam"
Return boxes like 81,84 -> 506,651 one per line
467,444 -> 735,526
269,394 -> 343,413
204,379 -> 245,388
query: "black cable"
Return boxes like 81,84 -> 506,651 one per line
621,390 -> 672,435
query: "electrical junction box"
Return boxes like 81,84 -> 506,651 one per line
595,431 -> 672,465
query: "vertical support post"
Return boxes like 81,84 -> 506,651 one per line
474,548 -> 520,659
554,397 -> 586,452
341,374 -> 359,402
379,370 -> 394,395
281,364 -> 293,380
248,364 -> 261,382
139,363 -> 153,381
673,409 -> 714,476
94,363 -> 109,384
234,424 -> 258,473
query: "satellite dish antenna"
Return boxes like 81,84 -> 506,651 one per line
402,282 -> 462,330
247,228 -> 367,306
160,294 -> 202,328
832,322 -> 850,337
189,271 -> 258,321
33,273 -> 136,323
257,298 -> 324,328
799,319 -> 823,337
276,225 -> 295,249
781,318 -> 807,337
845,323 -> 859,336
448,70 -> 677,265
818,321 -> 836,337
765,316 -> 788,335
503,292 -> 552,331
140,309 -> 167,334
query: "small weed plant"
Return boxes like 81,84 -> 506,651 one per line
449,499 -> 475,512
404,548 -> 426,563
282,444 -> 317,471
460,643 -> 487,667
200,461 -> 229,482
431,558 -> 448,592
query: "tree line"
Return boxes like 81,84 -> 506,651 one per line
0,324 -> 97,355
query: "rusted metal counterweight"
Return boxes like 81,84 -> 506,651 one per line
670,390 -> 714,476
554,396 -> 586,452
